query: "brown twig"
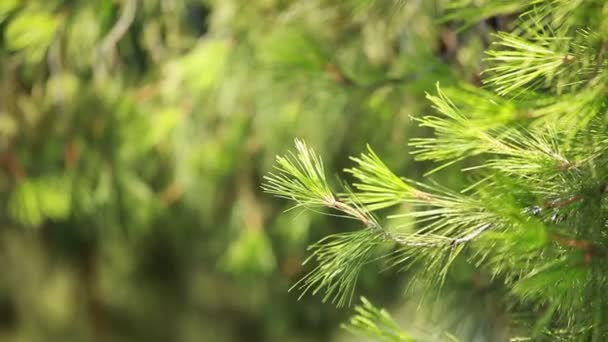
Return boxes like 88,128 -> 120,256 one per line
325,196 -> 375,228
549,232 -> 608,264
64,141 -> 80,169
550,232 -> 591,250
1,151 -> 26,182
160,182 -> 183,206
543,194 -> 584,209
323,63 -> 355,87
542,183 -> 608,209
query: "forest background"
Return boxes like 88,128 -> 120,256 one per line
0,0 -> 524,341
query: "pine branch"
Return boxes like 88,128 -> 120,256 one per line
342,297 -> 414,342
264,140 -> 501,304
262,138 -> 335,208
409,84 -> 606,195
484,31 -> 572,96
345,144 -> 432,211
290,229 -> 384,307
264,1 -> 608,339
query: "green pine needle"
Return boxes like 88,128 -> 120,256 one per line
342,297 -> 414,342
290,230 -> 384,307
262,138 -> 335,208
346,144 -> 420,210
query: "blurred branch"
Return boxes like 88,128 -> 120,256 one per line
97,0 -> 137,70
324,62 -> 424,91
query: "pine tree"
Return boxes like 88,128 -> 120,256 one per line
264,1 -> 608,341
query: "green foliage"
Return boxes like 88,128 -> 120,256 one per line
9,0 -> 608,340
346,145 -> 416,210
221,228 -> 277,276
0,0 -> 18,23
343,297 -> 462,342
5,9 -> 59,63
265,0 -> 608,341
343,297 -> 414,342
263,139 -> 334,208
293,230 -> 383,307
1,0 -> 461,341
8,177 -> 71,227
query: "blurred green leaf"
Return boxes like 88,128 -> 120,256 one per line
221,229 -> 277,276
7,176 -> 71,227
0,0 -> 18,23
5,10 -> 59,63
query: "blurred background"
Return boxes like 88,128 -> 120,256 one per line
0,0 -> 504,341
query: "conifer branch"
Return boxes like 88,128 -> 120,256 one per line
264,140 -> 500,305
262,139 -> 335,208
484,31 -> 571,96
342,297 -> 414,342
264,1 -> 608,339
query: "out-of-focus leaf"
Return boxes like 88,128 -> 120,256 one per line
8,180 -> 43,227
65,6 -> 100,70
37,177 -> 72,221
258,28 -> 327,76
0,0 -> 18,23
5,10 -> 59,63
221,229 -> 276,276
7,176 -> 71,227
45,72 -> 80,105
0,113 -> 18,142
143,107 -> 180,148
162,39 -> 229,99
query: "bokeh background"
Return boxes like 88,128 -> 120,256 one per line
0,1 -> 504,341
